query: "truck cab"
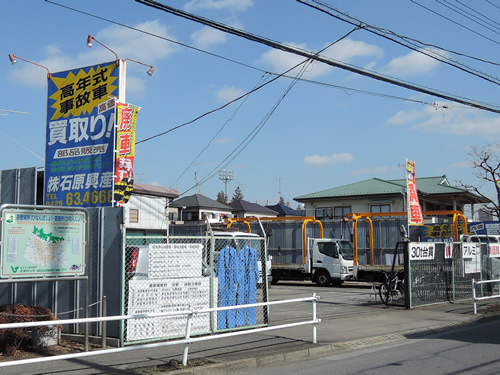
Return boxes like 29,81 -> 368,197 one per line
309,238 -> 354,286
461,234 -> 500,243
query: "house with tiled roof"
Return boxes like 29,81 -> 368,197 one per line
124,182 -> 180,230
294,175 -> 488,221
265,203 -> 304,217
228,199 -> 279,218
172,193 -> 233,223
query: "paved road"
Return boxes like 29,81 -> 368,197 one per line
0,280 -> 495,374
239,318 -> 500,375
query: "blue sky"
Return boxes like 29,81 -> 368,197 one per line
2,0 -> 500,207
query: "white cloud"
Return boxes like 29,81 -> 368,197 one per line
385,49 -> 444,76
44,43 -> 63,56
350,166 -> 389,176
125,76 -> 147,96
450,161 -> 472,168
259,44 -> 325,78
10,20 -> 176,88
191,26 -> 227,49
95,20 -> 177,62
304,153 -> 354,166
259,39 -> 382,79
387,101 -> 500,136
322,39 -> 383,63
185,0 -> 254,11
216,86 -> 245,102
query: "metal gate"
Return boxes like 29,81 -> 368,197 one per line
122,232 -> 269,344
409,242 -> 498,308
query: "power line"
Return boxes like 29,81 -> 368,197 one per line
436,0 -> 500,36
173,73 -> 271,188
455,0 -> 500,29
299,0 -> 500,86
0,109 -> 30,115
485,0 -> 500,12
178,32 -> 355,196
44,0 -> 263,74
410,0 -> 500,46
135,0 -> 500,114
45,0 -> 499,118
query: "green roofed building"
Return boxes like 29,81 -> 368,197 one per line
294,175 -> 488,221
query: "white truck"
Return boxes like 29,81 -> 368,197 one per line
270,238 -> 354,287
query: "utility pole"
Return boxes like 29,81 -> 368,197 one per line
219,170 -> 234,199
277,177 -> 285,197
194,171 -> 201,194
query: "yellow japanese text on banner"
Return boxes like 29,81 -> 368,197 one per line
114,102 -> 140,206
406,159 -> 424,226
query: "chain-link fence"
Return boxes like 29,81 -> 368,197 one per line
409,242 -> 500,308
123,233 -> 269,344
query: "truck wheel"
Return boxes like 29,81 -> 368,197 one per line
315,271 -> 331,287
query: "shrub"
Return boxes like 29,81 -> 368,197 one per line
0,304 -> 61,355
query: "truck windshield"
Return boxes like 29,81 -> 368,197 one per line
339,241 -> 354,260
471,236 -> 499,243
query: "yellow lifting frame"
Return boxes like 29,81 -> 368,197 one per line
345,210 -> 467,266
227,216 -> 324,264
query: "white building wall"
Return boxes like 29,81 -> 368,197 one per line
304,196 -> 406,217
124,195 -> 168,230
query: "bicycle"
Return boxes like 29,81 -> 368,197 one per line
378,269 -> 405,306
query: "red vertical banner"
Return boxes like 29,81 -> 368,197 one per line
114,102 -> 140,206
406,159 -> 424,226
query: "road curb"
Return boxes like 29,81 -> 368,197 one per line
170,312 -> 500,374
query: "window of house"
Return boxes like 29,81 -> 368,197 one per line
370,204 -> 391,213
129,209 -> 139,223
168,212 -> 177,221
334,206 -> 351,219
315,207 -> 333,219
426,203 -> 440,211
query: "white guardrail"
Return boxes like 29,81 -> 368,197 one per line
0,294 -> 321,368
472,278 -> 500,314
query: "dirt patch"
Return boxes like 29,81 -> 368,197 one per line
0,337 -> 213,373
140,359 -> 215,373
479,303 -> 500,314
0,336 -> 100,362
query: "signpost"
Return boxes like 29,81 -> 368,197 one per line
0,205 -> 88,278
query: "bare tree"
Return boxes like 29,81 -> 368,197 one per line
279,196 -> 290,207
458,144 -> 500,220
216,191 -> 228,204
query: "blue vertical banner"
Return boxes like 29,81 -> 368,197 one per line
44,61 -> 119,207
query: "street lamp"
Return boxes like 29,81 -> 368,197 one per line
7,54 -> 51,79
86,35 -> 119,64
86,35 -> 155,76
124,58 -> 155,77
219,170 -> 234,200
